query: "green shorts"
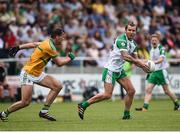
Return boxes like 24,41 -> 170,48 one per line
147,69 -> 169,85
102,68 -> 127,85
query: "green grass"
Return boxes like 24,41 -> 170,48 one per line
0,99 -> 180,131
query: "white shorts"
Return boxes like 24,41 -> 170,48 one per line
20,70 -> 47,86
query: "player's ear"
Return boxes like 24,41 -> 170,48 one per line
125,25 -> 128,31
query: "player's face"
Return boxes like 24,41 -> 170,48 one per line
55,33 -> 66,44
125,25 -> 136,40
151,37 -> 159,48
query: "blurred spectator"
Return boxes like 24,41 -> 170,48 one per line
162,31 -> 175,48
143,0 -> 153,13
153,0 -> 165,16
157,17 -> 168,35
140,10 -> 151,31
104,0 -> 117,23
0,0 -> 180,76
102,30 -> 114,46
91,30 -> 104,50
136,33 -> 150,59
169,45 -> 180,66
0,64 -> 15,102
92,0 -> 105,15
170,8 -> 180,25
85,43 -> 98,66
97,44 -> 111,67
3,29 -> 16,49
175,31 -> 180,48
149,19 -> 158,34
85,18 -> 97,37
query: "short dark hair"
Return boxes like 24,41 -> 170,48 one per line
51,28 -> 65,38
125,21 -> 137,30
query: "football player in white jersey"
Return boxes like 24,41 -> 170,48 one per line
78,21 -> 150,120
136,33 -> 180,111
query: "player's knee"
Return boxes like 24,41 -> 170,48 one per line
21,100 -> 31,107
53,83 -> 63,92
145,88 -> 152,94
164,89 -> 169,95
128,89 -> 135,96
104,93 -> 112,99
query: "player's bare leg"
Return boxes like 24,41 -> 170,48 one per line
136,83 -> 155,111
78,82 -> 114,120
88,83 -> 114,104
38,75 -> 62,121
162,85 -> 180,110
117,77 -> 135,119
0,85 -> 33,122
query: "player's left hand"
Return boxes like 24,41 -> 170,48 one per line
8,46 -> 20,57
68,52 -> 75,60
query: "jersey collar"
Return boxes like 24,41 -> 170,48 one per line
49,38 -> 57,51
125,33 -> 133,42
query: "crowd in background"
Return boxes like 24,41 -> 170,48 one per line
0,0 -> 180,75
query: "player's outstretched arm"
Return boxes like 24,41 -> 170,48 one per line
121,50 -> 150,72
53,52 -> 75,66
19,42 -> 41,49
8,42 -> 41,57
154,56 -> 164,64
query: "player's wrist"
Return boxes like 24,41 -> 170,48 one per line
68,52 -> 75,60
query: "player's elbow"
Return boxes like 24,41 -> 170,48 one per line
56,61 -> 64,67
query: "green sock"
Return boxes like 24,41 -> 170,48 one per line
174,101 -> 179,107
124,110 -> 130,116
42,104 -> 50,110
81,101 -> 90,109
143,103 -> 149,109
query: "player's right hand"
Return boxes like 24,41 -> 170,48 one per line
141,62 -> 150,73
8,46 -> 20,57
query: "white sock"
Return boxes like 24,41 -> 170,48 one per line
1,111 -> 7,117
40,110 -> 48,113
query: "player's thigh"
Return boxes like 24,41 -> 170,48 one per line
38,75 -> 62,91
104,82 -> 114,95
21,85 -> 33,101
117,77 -> 135,93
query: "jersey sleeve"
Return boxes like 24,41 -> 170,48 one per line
133,46 -> 138,54
44,40 -> 59,58
133,41 -> 138,54
159,46 -> 166,57
116,39 -> 127,51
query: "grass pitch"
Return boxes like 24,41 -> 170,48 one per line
0,99 -> 180,131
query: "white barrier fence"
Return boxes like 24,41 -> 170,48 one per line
1,57 -> 180,73
1,57 -> 180,63
6,74 -> 180,101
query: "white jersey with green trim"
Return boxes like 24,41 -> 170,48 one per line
105,33 -> 137,72
150,44 -> 169,71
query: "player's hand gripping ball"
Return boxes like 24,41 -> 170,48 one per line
147,60 -> 155,72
